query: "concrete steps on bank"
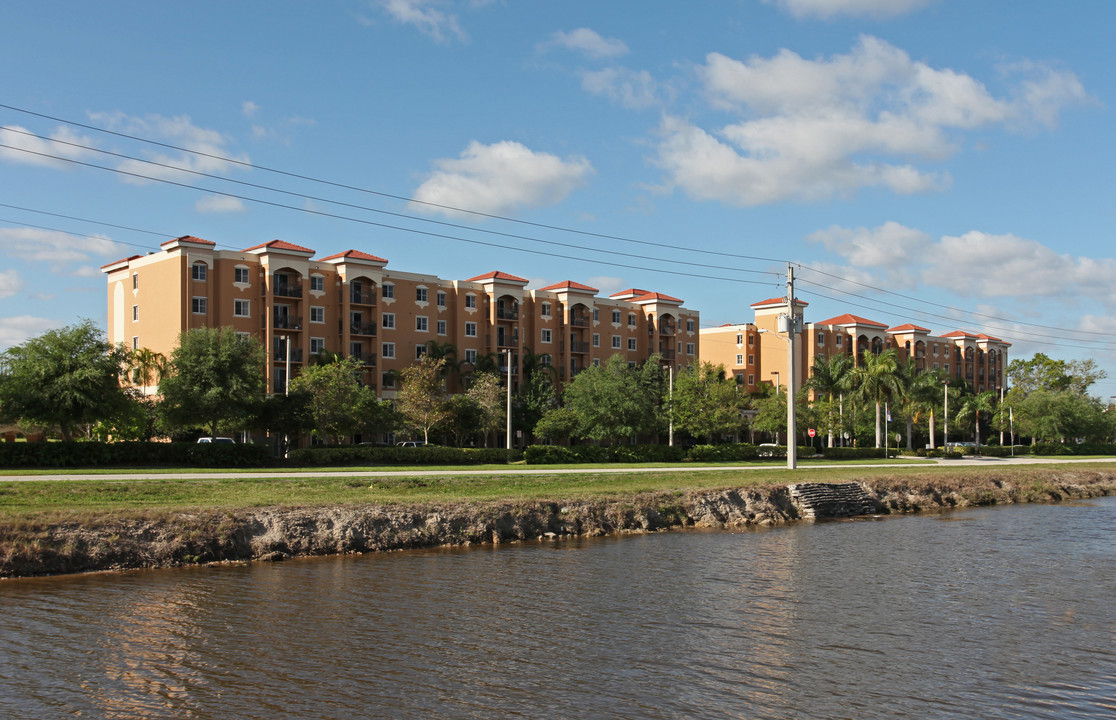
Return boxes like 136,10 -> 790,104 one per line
787,482 -> 878,519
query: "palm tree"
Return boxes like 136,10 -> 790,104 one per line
129,347 -> 168,396
895,361 -> 944,450
954,390 -> 997,453
847,349 -> 902,448
805,353 -> 852,447
425,341 -> 463,381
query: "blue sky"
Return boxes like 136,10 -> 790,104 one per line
2,0 -> 1115,399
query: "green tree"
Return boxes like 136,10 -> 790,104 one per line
127,347 -> 169,395
159,327 -> 267,438
396,356 -> 452,444
290,356 -> 376,444
534,406 -> 579,443
1012,389 -> 1114,444
1007,353 -> 1107,396
672,362 -> 746,443
805,353 -> 852,447
513,365 -> 557,442
561,354 -> 663,443
847,349 -> 902,448
466,371 -> 506,447
0,320 -> 129,441
954,390 -> 997,450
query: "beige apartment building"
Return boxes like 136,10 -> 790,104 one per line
700,296 -> 1010,395
102,236 -> 700,399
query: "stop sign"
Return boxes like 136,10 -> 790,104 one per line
808,428 -> 816,437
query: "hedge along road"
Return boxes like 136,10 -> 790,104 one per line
2,455 -> 1115,482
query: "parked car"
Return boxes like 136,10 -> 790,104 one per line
758,442 -> 780,457
397,441 -> 427,448
197,437 -> 235,444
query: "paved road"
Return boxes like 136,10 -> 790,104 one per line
2,455 -> 1114,482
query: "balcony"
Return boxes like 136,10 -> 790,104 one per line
350,321 -> 377,336
569,340 -> 590,354
350,352 -> 377,367
569,315 -> 590,328
273,315 -> 303,330
496,308 -> 519,320
350,290 -> 376,306
659,324 -> 677,336
660,348 -> 676,360
273,283 -> 303,299
497,334 -> 519,348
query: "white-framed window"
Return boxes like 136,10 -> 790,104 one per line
628,313 -> 636,327
132,305 -> 138,322
628,361 -> 637,368
686,319 -> 695,332
382,282 -> 394,299
382,342 -> 396,359
437,291 -> 446,307
592,333 -> 600,347
465,322 -> 477,337
132,272 -> 139,290
416,287 -> 428,302
748,334 -> 755,346
310,275 -> 324,292
611,335 -> 621,349
541,329 -> 552,343
945,363 -> 950,374
816,331 -> 825,345
234,299 -> 251,317
627,338 -> 637,351
748,374 -> 755,385
593,308 -> 599,322
687,343 -> 695,355
465,294 -> 477,308
415,344 -> 427,360
382,313 -> 395,330
465,349 -> 478,364
310,337 -> 325,354
835,335 -> 843,347
611,310 -> 621,324
132,336 -> 139,350
933,344 -> 939,356
191,296 -> 207,314
191,262 -> 207,281
310,306 -> 324,324
437,320 -> 446,335
234,266 -> 250,284
416,316 -> 428,332
592,358 -> 600,367
736,333 -> 743,345
541,302 -> 552,317
236,331 -> 251,343
736,354 -> 744,365
748,354 -> 755,365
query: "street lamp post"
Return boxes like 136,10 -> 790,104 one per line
770,371 -> 780,395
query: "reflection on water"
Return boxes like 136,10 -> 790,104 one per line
2,498 -> 1114,719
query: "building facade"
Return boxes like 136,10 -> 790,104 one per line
700,297 -> 1010,395
102,236 -> 701,399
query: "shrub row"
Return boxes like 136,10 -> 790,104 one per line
288,445 -> 523,466
1031,442 -> 1116,456
524,443 -> 820,465
0,441 -> 274,468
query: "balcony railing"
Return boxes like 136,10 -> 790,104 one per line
659,324 -> 677,336
660,348 -> 676,360
496,308 -> 519,320
273,315 -> 303,330
350,352 -> 377,367
569,315 -> 590,328
273,284 -> 303,299
569,340 -> 590,354
350,290 -> 376,305
497,334 -> 519,348
350,321 -> 377,336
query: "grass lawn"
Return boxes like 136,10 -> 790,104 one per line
3,459 -> 1109,519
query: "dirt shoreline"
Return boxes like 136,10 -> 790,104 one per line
2,468 -> 1114,578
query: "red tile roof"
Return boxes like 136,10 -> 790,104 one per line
320,249 -> 388,264
632,291 -> 683,304
940,330 -> 979,339
976,333 -> 1006,343
887,323 -> 931,333
161,235 -> 215,246
466,271 -> 529,283
100,254 -> 143,270
539,280 -> 599,293
609,288 -> 651,298
817,313 -> 888,328
750,296 -> 808,307
244,239 -> 315,254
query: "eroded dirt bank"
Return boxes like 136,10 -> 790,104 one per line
2,469 -> 1114,578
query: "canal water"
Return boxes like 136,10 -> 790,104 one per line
2,497 -> 1114,719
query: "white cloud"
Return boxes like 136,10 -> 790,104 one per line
763,0 -> 935,20
0,125 -> 99,168
653,37 -> 1090,206
411,140 -> 594,216
541,28 -> 629,59
581,67 -> 663,109
0,316 -> 64,351
0,269 -> 23,299
195,194 -> 246,213
242,101 -> 260,118
806,221 -> 930,268
87,111 -> 250,184
0,227 -> 126,264
377,0 -> 465,43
